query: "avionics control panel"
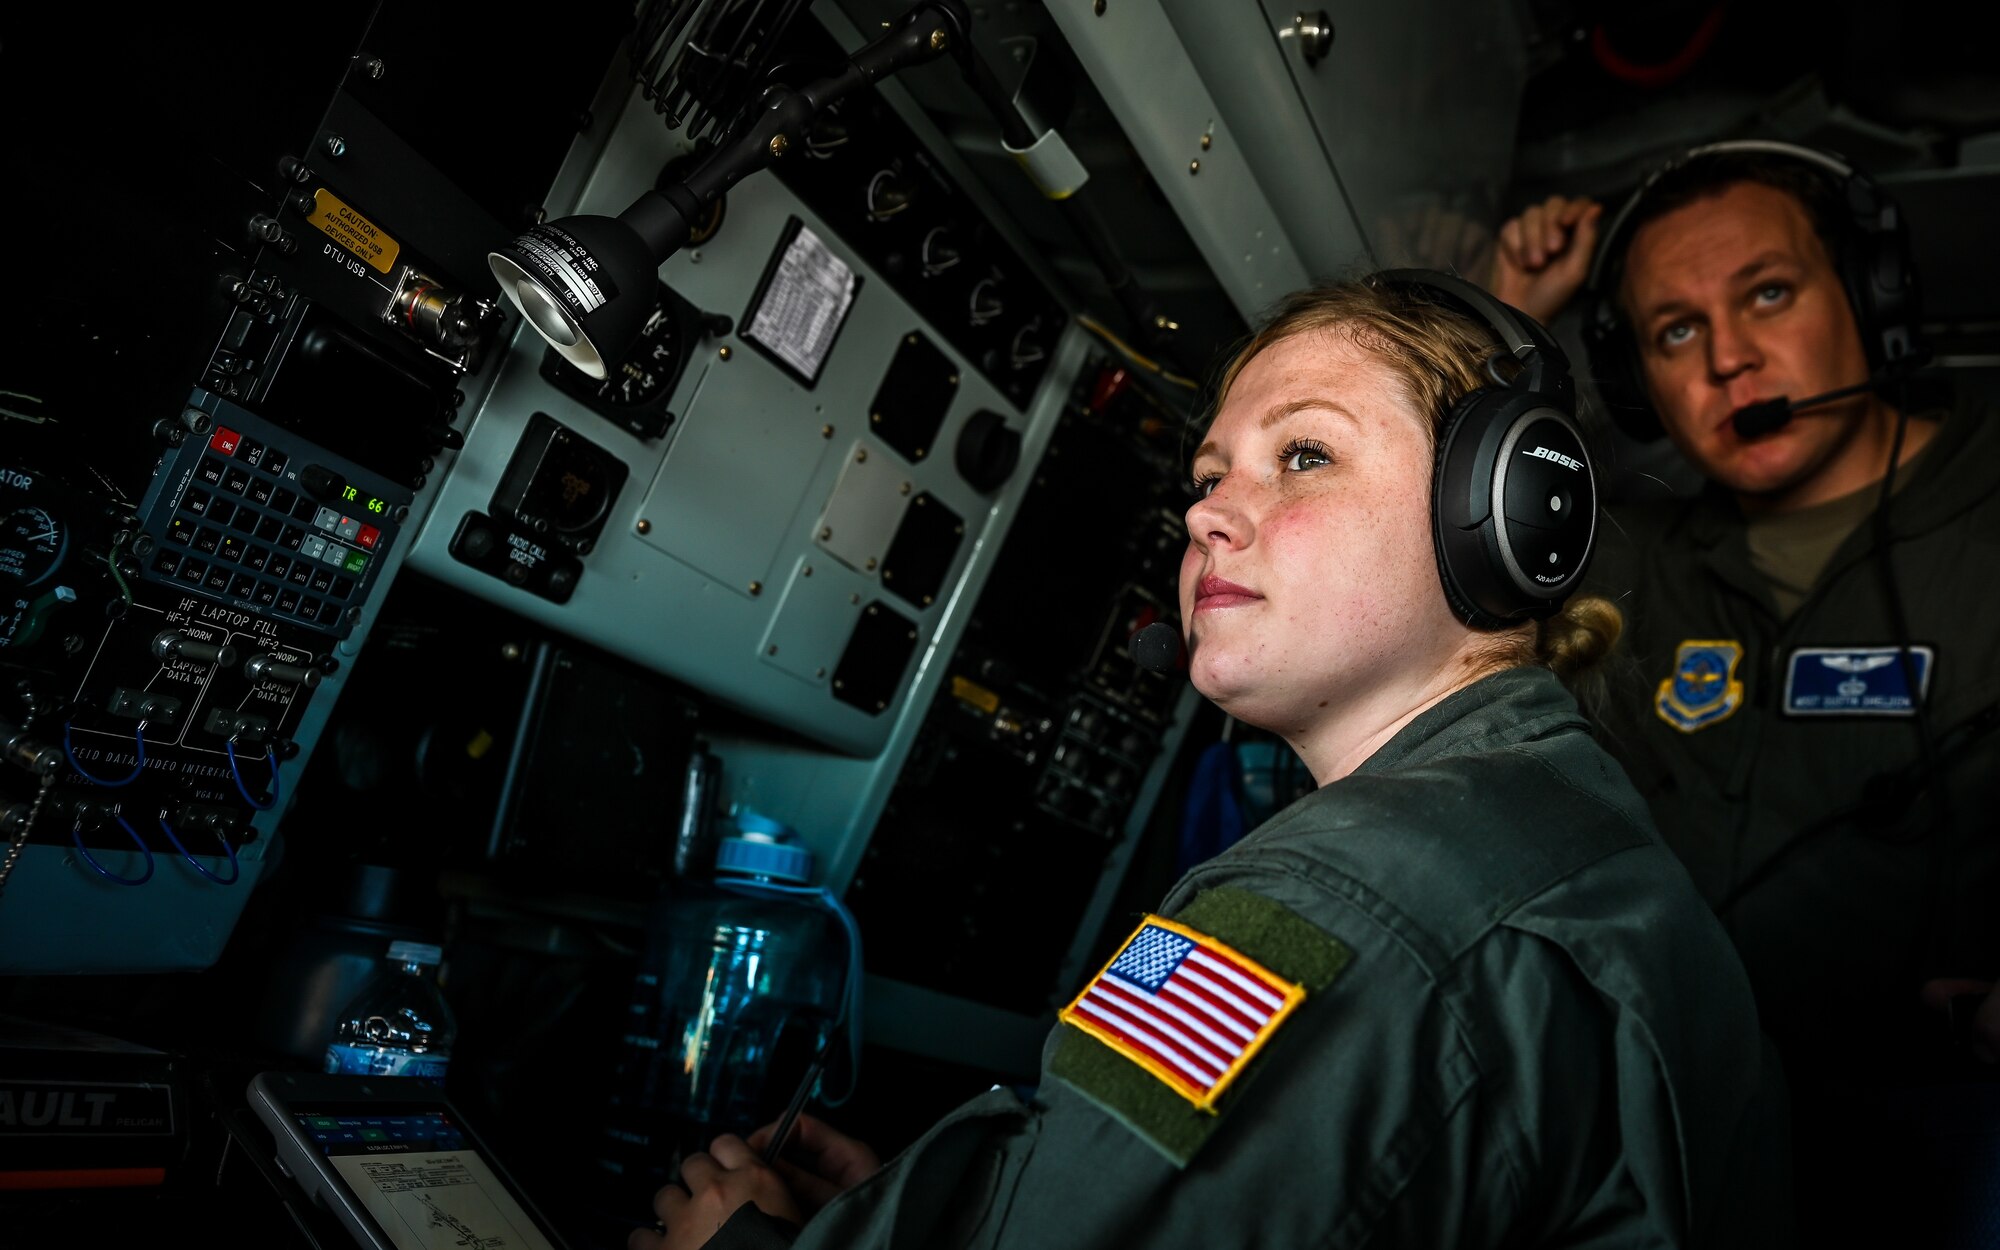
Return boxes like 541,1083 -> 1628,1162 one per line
137,391 -> 413,640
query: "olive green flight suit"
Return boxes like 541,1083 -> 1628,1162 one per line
1588,396 -> 2000,1082
711,667 -> 1791,1249
1587,396 -> 2000,1245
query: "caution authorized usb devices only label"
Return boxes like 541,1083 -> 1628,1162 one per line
301,188 -> 400,274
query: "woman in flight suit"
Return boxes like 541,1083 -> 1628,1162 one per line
634,273 -> 1794,1249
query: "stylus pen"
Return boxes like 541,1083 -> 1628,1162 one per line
761,1040 -> 832,1166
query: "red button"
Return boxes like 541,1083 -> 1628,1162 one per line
355,525 -> 381,550
209,426 -> 242,455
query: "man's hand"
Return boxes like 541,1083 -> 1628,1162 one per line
746,1113 -> 883,1217
1488,195 -> 1603,325
629,1134 -> 803,1250
1922,977 -> 2000,1063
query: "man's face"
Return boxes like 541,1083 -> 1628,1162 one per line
1622,181 -> 1877,499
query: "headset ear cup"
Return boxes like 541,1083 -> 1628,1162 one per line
1582,288 -> 1663,443
1431,389 -> 1512,631
1844,206 -> 1924,373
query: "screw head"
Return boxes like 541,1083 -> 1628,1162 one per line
718,345 -> 732,360
821,424 -> 834,438
929,28 -> 948,50
748,581 -> 763,596
1189,159 -> 1200,175
769,134 -> 790,157
323,134 -> 347,158
636,518 -> 653,535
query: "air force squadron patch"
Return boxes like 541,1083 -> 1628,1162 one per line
1785,646 -> 1934,715
1655,639 -> 1746,733
1060,916 -> 1304,1111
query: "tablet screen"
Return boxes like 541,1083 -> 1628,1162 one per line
292,1104 -> 558,1250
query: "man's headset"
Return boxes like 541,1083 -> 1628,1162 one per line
1579,139 -> 1925,442
1134,270 -> 1598,673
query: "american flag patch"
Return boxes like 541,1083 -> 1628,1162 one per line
1060,915 -> 1305,1110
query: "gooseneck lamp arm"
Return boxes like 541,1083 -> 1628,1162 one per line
488,0 -> 971,379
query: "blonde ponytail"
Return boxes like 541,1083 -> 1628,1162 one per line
1535,594 -> 1623,682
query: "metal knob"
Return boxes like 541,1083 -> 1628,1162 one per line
1294,11 -> 1334,65
152,629 -> 239,668
245,654 -> 323,689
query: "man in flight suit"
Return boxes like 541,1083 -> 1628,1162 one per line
1488,140 -> 2000,1244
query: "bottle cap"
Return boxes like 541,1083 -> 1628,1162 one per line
715,808 -> 813,883
387,941 -> 443,966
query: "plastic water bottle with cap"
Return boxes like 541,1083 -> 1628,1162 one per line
322,940 -> 457,1083
595,806 -> 862,1181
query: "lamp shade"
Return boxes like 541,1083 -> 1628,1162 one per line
487,215 -> 660,379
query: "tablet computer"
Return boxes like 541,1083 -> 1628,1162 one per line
247,1070 -> 572,1250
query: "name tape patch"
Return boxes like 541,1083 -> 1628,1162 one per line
1784,645 -> 1933,716
1059,915 -> 1304,1111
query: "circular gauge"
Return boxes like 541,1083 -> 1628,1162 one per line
599,303 -> 684,409
0,505 -> 68,588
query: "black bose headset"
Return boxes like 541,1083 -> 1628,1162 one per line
1368,269 -> 1598,631
1578,139 -> 1924,442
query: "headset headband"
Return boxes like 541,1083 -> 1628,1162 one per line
1370,268 -> 1574,403
1585,139 -> 1865,296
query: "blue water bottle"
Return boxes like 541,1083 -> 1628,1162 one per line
595,809 -> 861,1183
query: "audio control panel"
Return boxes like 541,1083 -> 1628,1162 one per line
136,390 -> 413,640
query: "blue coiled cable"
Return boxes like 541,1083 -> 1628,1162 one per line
63,720 -> 146,787
158,815 -> 241,885
72,813 -> 154,886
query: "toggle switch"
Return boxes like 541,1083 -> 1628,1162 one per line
152,629 -> 239,668
245,654 -> 323,689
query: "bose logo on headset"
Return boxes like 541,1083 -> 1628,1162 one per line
1522,446 -> 1583,471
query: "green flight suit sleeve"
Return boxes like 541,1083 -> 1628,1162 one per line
746,869 -> 1651,1250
